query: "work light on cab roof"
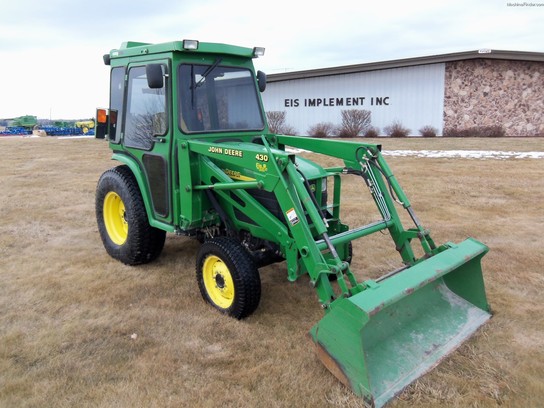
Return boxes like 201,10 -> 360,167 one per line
94,38 -> 490,408
182,39 -> 199,50
181,38 -> 264,58
252,47 -> 265,58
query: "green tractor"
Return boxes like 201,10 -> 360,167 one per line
95,39 -> 490,407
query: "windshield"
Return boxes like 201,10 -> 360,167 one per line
179,64 -> 264,133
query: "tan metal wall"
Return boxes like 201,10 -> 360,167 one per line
262,64 -> 445,136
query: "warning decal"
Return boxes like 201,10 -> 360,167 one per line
286,208 -> 299,226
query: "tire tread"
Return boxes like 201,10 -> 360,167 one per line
196,237 -> 261,319
96,165 -> 166,265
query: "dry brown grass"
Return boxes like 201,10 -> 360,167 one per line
1,136 -> 543,407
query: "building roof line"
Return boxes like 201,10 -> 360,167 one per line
267,49 -> 544,82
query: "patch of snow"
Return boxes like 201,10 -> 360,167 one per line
382,150 -> 544,160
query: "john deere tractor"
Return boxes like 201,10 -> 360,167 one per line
95,39 -> 490,407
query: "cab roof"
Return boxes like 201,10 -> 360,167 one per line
107,40 -> 263,61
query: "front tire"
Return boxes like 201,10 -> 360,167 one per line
96,165 -> 166,265
196,237 -> 261,319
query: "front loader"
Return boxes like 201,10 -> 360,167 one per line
94,39 -> 491,407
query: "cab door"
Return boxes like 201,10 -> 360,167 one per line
122,61 -> 173,225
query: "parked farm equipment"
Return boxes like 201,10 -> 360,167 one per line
94,39 -> 491,407
0,116 -> 95,136
0,115 -> 38,135
75,120 -> 95,134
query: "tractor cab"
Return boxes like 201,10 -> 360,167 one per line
95,40 -> 270,232
95,40 -> 267,143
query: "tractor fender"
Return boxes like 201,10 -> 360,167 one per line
111,153 -> 175,233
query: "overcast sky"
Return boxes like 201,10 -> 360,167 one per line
1,0 -> 542,120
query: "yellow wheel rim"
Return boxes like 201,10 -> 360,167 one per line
202,255 -> 235,309
103,191 -> 128,245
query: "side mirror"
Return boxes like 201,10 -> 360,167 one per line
146,64 -> 164,89
257,70 -> 266,92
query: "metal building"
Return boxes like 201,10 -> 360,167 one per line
261,50 -> 544,136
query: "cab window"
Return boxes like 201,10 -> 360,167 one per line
179,63 -> 264,133
125,65 -> 167,149
108,66 -> 125,143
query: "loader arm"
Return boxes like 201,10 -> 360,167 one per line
275,135 -> 439,263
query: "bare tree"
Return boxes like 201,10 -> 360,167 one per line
338,109 -> 371,138
266,111 -> 296,135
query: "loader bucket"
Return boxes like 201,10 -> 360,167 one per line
310,238 -> 490,408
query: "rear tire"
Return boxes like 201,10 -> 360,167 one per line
96,165 -> 166,265
196,237 -> 261,319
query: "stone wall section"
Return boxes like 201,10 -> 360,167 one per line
444,59 -> 544,136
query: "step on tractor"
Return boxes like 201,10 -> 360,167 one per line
95,39 -> 491,407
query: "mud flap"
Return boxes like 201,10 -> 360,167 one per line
309,238 -> 490,408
